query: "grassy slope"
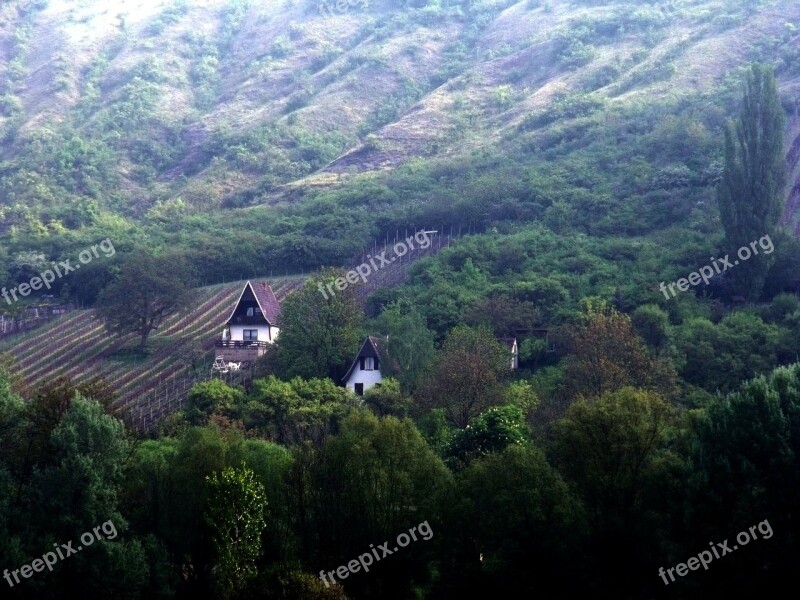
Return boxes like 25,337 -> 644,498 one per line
1,0 -> 798,215
0,276 -> 305,418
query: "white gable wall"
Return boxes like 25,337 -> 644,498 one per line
345,365 -> 383,393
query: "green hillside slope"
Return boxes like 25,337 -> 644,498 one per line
1,1 -> 798,271
0,275 -> 305,428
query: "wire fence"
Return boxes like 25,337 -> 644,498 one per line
0,304 -> 77,340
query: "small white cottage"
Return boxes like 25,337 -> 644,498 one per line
500,337 -> 519,370
343,336 -> 387,395
216,281 -> 281,362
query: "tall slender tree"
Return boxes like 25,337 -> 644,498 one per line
717,64 -> 786,299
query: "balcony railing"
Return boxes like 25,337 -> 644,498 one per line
215,340 -> 270,348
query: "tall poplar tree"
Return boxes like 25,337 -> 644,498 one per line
717,64 -> 786,299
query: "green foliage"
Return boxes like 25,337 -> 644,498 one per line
363,377 -> 413,418
418,326 -> 510,427
683,364 -> 800,596
520,92 -> 605,130
554,388 -> 677,524
191,54 -> 220,110
0,385 -> 157,599
121,424 -> 291,595
273,274 -> 363,381
370,300 -> 435,392
187,380 -> 245,425
674,311 -> 781,393
437,444 -> 585,597
97,251 -> 194,348
444,403 -> 529,468
289,411 -> 450,596
244,375 -> 359,444
554,27 -> 597,67
270,35 -> 294,59
0,93 -> 22,117
503,379 -> 539,413
564,306 -> 676,400
2,3 -> 800,594
717,64 -> 786,299
631,304 -> 671,354
206,465 -> 268,599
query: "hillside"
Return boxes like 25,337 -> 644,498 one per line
4,3 -> 800,598
1,0 -> 800,420
0,275 -> 305,428
1,0 -> 799,236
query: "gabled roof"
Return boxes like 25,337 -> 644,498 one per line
225,281 -> 281,326
499,337 -> 518,351
342,335 -> 389,383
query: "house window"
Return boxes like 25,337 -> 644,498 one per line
243,330 -> 258,341
355,383 -> 364,396
360,357 -> 375,371
246,306 -> 261,317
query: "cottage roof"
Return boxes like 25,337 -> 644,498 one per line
225,281 -> 281,326
342,335 -> 390,383
499,337 -> 518,351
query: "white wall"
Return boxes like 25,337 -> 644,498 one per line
345,366 -> 383,393
228,325 -> 280,342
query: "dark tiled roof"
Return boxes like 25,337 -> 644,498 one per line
251,281 -> 281,324
342,335 -> 390,383
225,281 -> 282,326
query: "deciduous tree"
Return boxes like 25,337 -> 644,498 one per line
565,304 -> 675,399
97,251 -> 195,348
274,271 -> 362,381
206,465 -> 268,599
244,375 -> 358,445
371,300 -> 435,392
418,326 -> 510,428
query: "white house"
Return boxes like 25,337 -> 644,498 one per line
500,337 -> 519,370
216,281 -> 281,363
343,336 -> 387,396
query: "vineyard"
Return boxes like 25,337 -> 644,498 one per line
351,230 -> 455,305
0,277 -> 306,432
0,233 -> 451,432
